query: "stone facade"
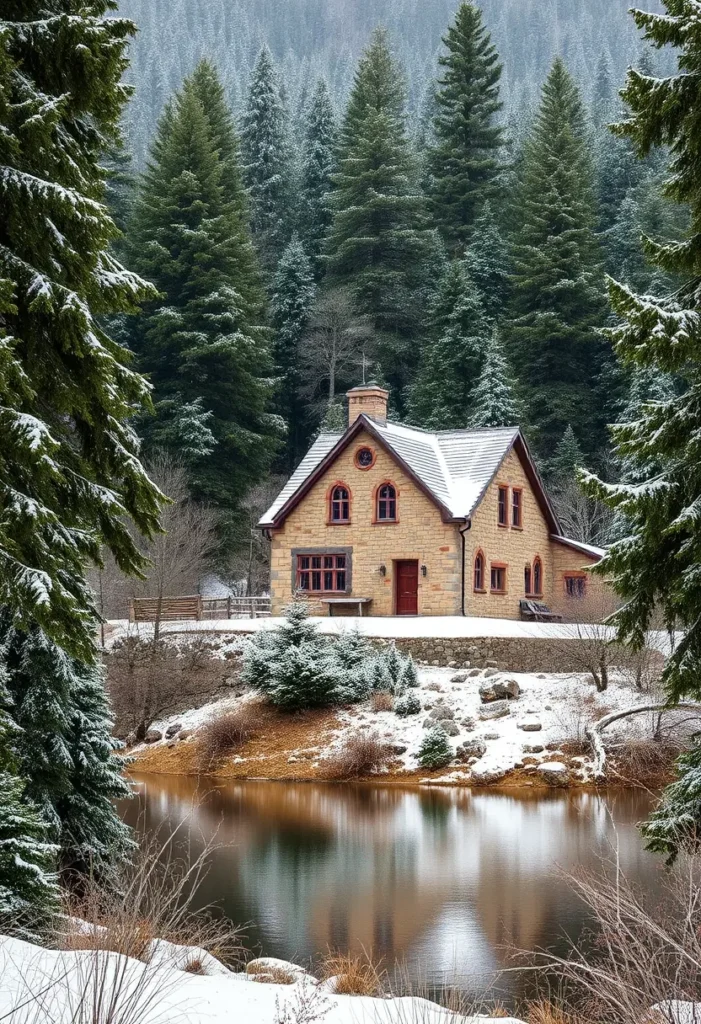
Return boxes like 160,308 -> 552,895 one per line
268,424 -> 611,621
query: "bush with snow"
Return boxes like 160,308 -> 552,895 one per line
395,691 -> 421,717
418,726 -> 454,769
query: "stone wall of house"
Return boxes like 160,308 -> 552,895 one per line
269,427 -> 463,616
549,541 -> 613,622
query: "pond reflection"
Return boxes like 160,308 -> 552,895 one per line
121,776 -> 664,998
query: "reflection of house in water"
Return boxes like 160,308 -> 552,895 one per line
125,776 -> 661,994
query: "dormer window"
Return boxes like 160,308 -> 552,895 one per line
329,484 -> 350,523
376,482 -> 397,522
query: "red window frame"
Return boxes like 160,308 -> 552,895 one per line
512,487 -> 523,528
533,556 -> 543,596
329,483 -> 350,523
490,563 -> 507,594
497,485 -> 508,527
564,573 -> 587,598
524,564 -> 532,595
296,553 -> 347,593
376,482 -> 397,522
474,551 -> 486,593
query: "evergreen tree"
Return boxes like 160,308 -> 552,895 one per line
407,259 -> 488,429
326,28 -> 430,399
506,58 -> 609,460
300,78 -> 338,278
0,653 -> 57,938
550,424 -> 585,481
1,623 -> 131,871
418,726 -> 453,769
592,52 -> 615,129
429,2 -> 504,252
240,46 -> 295,272
469,330 -> 519,428
271,238 -> 316,469
128,64 -> 280,535
0,2 -> 164,659
578,0 -> 701,860
463,201 -> 511,321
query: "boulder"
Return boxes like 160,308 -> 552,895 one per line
483,667 -> 499,679
523,743 -> 544,754
518,719 -> 543,732
468,668 -> 481,677
479,678 -> 521,703
458,739 -> 487,759
165,723 -> 182,739
429,705 -> 455,721
391,743 -> 408,755
485,659 -> 499,668
538,762 -> 569,788
471,764 -> 508,784
478,701 -> 511,721
450,672 -> 468,683
442,720 -> 460,736
483,732 -> 500,740
144,729 -> 162,744
461,717 -> 476,731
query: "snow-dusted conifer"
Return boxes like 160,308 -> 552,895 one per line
550,425 -> 585,483
0,3 -> 164,659
418,726 -> 453,769
469,329 -> 519,429
240,46 -> 295,270
463,202 -> 511,322
395,691 -> 421,717
271,238 -> 316,469
300,79 -> 337,277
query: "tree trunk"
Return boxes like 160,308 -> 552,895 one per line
586,702 -> 701,779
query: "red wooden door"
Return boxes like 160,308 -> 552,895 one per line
395,560 -> 419,615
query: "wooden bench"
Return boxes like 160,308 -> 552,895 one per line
519,599 -> 563,623
319,597 -> 373,617
129,595 -> 203,623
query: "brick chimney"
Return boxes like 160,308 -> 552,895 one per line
346,383 -> 389,426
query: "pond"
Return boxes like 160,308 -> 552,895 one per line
122,775 -> 665,1000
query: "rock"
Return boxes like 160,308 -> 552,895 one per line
165,723 -> 182,739
461,717 -> 476,730
483,667 -> 499,678
442,720 -> 460,737
459,739 -> 487,759
537,674 -> 547,679
167,742 -> 176,749
422,718 -> 435,729
485,659 -> 499,668
544,704 -> 552,711
391,743 -> 407,755
483,732 -> 500,740
447,661 -> 457,668
479,678 -> 521,703
178,729 -> 193,741
518,720 -> 543,732
450,672 -> 468,683
125,732 -> 137,747
144,729 -> 162,744
523,743 -> 544,754
462,661 -> 471,669
429,705 -> 455,721
471,764 -> 507,784
468,668 -> 481,677
478,701 -> 511,721
538,762 -> 569,787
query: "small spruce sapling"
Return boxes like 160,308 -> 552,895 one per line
333,631 -> 373,703
368,658 -> 393,695
395,691 -> 421,717
418,726 -> 453,769
399,657 -> 419,689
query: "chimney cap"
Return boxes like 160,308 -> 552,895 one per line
346,381 -> 388,395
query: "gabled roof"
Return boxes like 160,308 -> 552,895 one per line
259,415 -> 563,534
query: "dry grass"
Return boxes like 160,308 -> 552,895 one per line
371,691 -> 394,712
324,730 -> 392,779
247,962 -> 297,984
610,737 -> 681,788
528,1000 -> 580,1024
320,950 -> 385,996
197,704 -> 258,771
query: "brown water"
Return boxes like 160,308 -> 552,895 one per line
121,775 -> 665,999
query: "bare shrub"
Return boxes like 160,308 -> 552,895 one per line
528,1001 -> 580,1024
274,983 -> 331,1024
247,962 -> 297,984
107,632 -> 228,741
536,858 -> 701,1024
320,950 -> 385,996
609,737 -> 681,788
324,731 -> 392,779
371,691 -> 394,713
197,705 -> 258,771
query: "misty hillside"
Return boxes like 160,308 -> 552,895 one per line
118,0 -> 666,164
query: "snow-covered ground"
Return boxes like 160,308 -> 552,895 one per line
0,935 -> 526,1024
140,662 -> 663,785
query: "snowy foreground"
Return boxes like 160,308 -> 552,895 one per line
0,936 -> 526,1024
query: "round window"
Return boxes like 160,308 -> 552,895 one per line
355,446 -> 375,469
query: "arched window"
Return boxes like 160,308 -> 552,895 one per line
329,484 -> 350,523
474,551 -> 485,592
376,483 -> 397,522
524,564 -> 532,596
533,556 -> 543,596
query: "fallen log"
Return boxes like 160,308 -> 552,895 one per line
586,702 -> 701,780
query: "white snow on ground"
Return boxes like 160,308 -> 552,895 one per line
107,614 -> 677,655
0,935 -> 527,1024
141,660 -> 666,784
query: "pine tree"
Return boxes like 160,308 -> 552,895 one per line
578,1 -> 701,860
0,3 -> 164,659
469,330 -> 519,428
326,28 -> 430,399
463,202 -> 511,322
271,238 -> 316,469
300,79 -> 337,278
550,424 -> 585,482
128,64 -> 279,533
429,2 -> 504,251
407,259 -> 488,429
0,652 -> 58,938
418,726 -> 453,769
240,46 -> 295,272
506,58 -> 609,460
592,52 -> 615,129
1,623 -> 131,871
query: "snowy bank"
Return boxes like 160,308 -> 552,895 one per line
0,935 -> 527,1024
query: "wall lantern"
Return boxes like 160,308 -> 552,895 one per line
379,564 -> 387,577
421,564 -> 428,577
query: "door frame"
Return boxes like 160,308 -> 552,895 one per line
394,559 -> 419,616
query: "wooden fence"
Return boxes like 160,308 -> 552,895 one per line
129,594 -> 270,623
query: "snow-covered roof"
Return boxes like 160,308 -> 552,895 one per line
550,535 -> 606,560
259,416 -> 543,528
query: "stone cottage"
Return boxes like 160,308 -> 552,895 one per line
259,384 -> 609,619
